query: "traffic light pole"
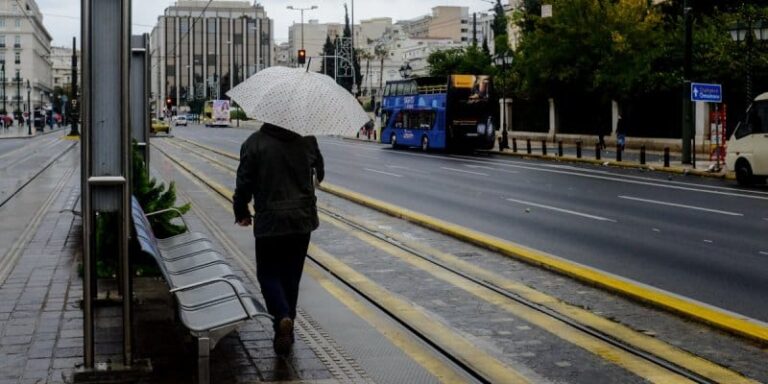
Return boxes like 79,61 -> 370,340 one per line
70,36 -> 79,136
681,1 -> 693,165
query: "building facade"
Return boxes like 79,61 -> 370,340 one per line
150,1 -> 273,116
50,46 -> 78,91
0,0 -> 52,115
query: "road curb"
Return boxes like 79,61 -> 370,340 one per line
0,126 -> 69,140
481,149 -> 736,180
319,182 -> 768,346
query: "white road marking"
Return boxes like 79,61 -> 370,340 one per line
387,165 -> 428,174
465,164 -> 519,174
703,240 -> 713,244
618,196 -> 744,217
506,197 -> 617,222
364,168 -> 402,178
652,228 -> 661,233
760,251 -> 768,256
441,167 -> 488,176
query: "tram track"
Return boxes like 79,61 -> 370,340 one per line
152,137 -> 758,384
0,138 -> 77,209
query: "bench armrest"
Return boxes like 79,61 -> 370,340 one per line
170,278 -> 269,321
145,208 -> 190,233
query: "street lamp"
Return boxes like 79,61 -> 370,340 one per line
398,63 -> 412,79
494,51 -> 513,151
730,18 -> 768,106
26,80 -> 30,135
286,5 -> 318,51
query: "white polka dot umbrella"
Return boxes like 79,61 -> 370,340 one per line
226,66 -> 371,137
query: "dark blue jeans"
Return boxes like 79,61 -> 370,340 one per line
255,233 -> 310,328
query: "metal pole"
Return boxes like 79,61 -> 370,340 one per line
1,63 -> 5,114
300,9 -> 304,50
681,1 -> 693,164
81,0 -> 93,368
27,81 -> 31,135
70,37 -> 79,136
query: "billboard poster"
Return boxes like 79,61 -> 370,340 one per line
213,100 -> 230,121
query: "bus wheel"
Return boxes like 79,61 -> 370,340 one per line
421,136 -> 429,152
735,159 -> 753,186
390,134 -> 398,149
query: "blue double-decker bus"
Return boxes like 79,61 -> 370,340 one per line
380,75 -> 495,151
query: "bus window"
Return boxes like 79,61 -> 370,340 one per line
408,82 -> 418,95
417,111 -> 436,130
382,112 -> 390,129
394,82 -> 404,96
384,84 -> 392,97
394,111 -> 404,129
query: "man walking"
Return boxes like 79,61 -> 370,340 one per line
233,123 -> 324,356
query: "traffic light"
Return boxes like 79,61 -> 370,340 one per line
298,49 -> 306,65
166,97 -> 172,107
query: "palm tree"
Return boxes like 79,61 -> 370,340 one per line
358,50 -> 374,96
374,43 -> 389,98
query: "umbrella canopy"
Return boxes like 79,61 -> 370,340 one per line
226,66 -> 371,137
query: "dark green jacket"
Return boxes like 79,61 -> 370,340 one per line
233,124 -> 324,238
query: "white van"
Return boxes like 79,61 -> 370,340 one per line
726,92 -> 768,186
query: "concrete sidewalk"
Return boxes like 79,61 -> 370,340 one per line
0,124 -> 71,139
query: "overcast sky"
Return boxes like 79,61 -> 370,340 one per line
37,0 -> 502,47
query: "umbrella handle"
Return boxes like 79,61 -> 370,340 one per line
306,57 -> 312,72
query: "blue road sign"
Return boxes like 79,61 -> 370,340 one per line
691,83 -> 722,103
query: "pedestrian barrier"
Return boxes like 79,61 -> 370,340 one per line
130,197 -> 270,384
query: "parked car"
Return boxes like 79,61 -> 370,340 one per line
175,115 -> 188,126
151,118 -> 171,135
726,92 -> 768,186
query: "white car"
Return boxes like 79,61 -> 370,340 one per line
726,92 -> 768,186
175,115 -> 188,126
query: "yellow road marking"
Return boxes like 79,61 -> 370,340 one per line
305,265 -> 477,384
319,182 -> 768,346
154,141 -> 535,383
321,214 -> 698,384
165,137 -> 762,380
310,245 -> 535,384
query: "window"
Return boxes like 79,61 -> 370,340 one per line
0,35 -> 5,48
14,52 -> 19,65
14,18 -> 20,28
383,84 -> 391,97
14,35 -> 20,48
0,19 -> 5,28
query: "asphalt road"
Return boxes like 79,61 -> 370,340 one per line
171,124 -> 768,322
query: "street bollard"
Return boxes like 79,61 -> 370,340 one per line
576,141 -> 582,158
664,147 -> 670,167
558,141 -> 563,157
526,139 -> 531,154
616,144 -> 622,162
595,143 -> 601,160
512,138 -> 517,153
640,146 -> 646,165
542,140 -> 547,156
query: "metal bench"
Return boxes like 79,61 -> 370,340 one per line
130,197 -> 270,384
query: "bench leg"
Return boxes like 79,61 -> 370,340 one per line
197,337 -> 211,384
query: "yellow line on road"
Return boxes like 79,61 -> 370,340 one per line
152,141 -> 511,383
321,214 -> 698,384
319,183 -> 768,346
320,208 -> 758,384
309,245 -> 536,384
173,135 -> 768,345
304,265 -> 477,384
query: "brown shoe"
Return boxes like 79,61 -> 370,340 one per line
273,317 -> 293,356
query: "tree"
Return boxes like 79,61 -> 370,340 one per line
427,45 -> 492,77
320,35 -> 336,77
493,0 -> 510,54
338,4 -> 363,94
374,43 -> 389,96
359,50 -> 374,95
